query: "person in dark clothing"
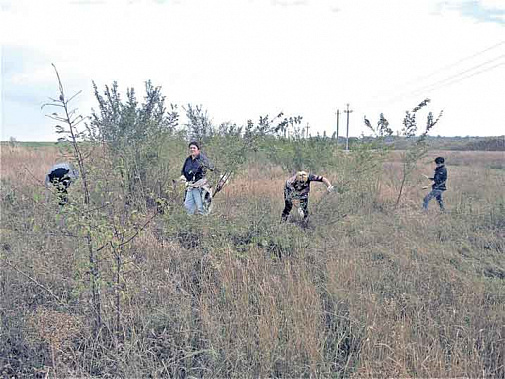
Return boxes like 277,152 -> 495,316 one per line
423,156 -> 447,211
180,141 -> 214,215
45,162 -> 79,205
281,171 -> 334,222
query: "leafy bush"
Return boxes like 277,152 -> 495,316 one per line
91,80 -> 179,207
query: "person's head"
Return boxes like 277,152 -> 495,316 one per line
296,170 -> 309,183
188,141 -> 200,158
434,156 -> 445,166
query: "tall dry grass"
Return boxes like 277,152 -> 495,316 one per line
1,145 -> 504,377
0,145 -> 61,186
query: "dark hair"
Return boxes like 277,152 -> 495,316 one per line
188,141 -> 200,149
435,156 -> 445,164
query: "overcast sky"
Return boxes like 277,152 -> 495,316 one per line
1,0 -> 504,141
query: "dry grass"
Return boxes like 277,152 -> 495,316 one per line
0,145 -> 61,187
1,145 -> 504,377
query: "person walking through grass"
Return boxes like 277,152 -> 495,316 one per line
180,141 -> 214,215
281,170 -> 334,222
45,162 -> 79,205
423,156 -> 447,211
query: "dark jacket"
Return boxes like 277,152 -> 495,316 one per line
181,153 -> 214,182
431,165 -> 447,191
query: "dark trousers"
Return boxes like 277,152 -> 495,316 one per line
423,189 -> 445,211
282,197 -> 309,221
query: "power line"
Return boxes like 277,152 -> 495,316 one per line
404,40 -> 505,85
369,40 -> 505,105
356,62 -> 504,136
393,54 -> 505,100
413,61 -> 505,94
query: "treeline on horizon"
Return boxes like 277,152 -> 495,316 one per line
3,76 -> 504,153
3,135 -> 505,151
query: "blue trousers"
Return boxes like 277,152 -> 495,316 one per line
423,189 -> 445,211
184,188 -> 204,215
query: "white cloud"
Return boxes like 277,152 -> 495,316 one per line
481,0 -> 503,6
479,0 -> 505,11
1,0 -> 504,140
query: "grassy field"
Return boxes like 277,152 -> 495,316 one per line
1,144 -> 504,377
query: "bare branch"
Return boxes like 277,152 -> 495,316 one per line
45,115 -> 68,122
95,213 -> 157,253
116,213 -> 157,248
71,116 -> 87,127
21,163 -> 45,186
2,259 -> 66,306
67,90 -> 83,103
41,102 -> 64,110
52,63 -> 65,97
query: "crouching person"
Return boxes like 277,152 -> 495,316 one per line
281,171 -> 333,222
45,162 -> 79,205
181,141 -> 214,215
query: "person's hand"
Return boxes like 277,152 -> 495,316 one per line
422,174 -> 430,179
327,185 -> 334,193
422,185 -> 429,189
179,175 -> 186,183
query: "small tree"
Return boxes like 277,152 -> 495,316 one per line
44,66 -> 164,345
184,104 -> 214,144
395,99 -> 443,207
91,80 -> 178,209
364,113 -> 393,139
43,64 -> 102,333
8,136 -> 18,148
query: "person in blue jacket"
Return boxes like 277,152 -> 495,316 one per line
423,156 -> 447,211
180,141 -> 214,215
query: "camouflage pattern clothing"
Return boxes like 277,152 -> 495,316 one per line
284,173 -> 323,200
282,173 -> 323,221
45,162 -> 79,205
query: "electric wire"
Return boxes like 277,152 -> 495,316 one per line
368,40 -> 505,105
404,40 -> 505,85
413,61 -> 505,94
390,54 -> 505,101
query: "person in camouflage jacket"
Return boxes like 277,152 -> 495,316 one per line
281,171 -> 334,222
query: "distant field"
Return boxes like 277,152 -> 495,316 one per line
388,149 -> 505,170
0,141 -> 59,148
1,135 -> 504,151
1,144 -> 504,378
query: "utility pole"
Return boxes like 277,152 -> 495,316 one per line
306,123 -> 310,138
344,103 -> 353,152
336,109 -> 340,143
